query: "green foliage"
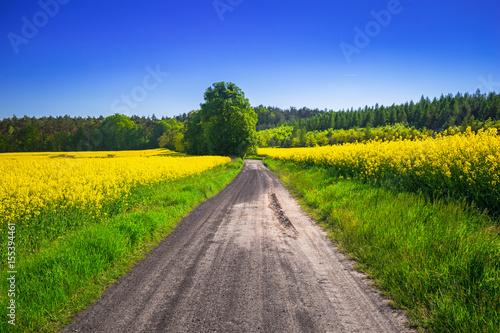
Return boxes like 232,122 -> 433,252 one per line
255,106 -> 275,126
258,122 -> 500,148
183,110 -> 205,155
256,126 -> 293,147
266,158 -> 500,332
185,82 -> 258,156
156,119 -> 185,152
21,125 -> 41,151
100,114 -> 145,150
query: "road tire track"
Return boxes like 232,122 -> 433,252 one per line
65,160 -> 412,333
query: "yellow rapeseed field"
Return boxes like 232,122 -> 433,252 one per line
0,149 -> 230,228
260,127 -> 500,212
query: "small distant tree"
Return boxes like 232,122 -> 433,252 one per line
184,82 -> 257,156
156,119 -> 185,152
255,106 -> 275,126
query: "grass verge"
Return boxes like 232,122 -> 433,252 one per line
265,158 -> 500,332
1,159 -> 243,332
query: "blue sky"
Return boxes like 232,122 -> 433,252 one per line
1,0 -> 499,119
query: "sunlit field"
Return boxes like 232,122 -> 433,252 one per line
0,149 -> 230,257
261,127 -> 500,214
0,149 -> 239,331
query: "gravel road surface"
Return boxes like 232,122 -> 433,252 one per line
65,160 -> 411,333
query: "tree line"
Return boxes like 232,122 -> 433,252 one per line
256,90 -> 500,132
256,90 -> 500,147
0,113 -> 189,153
0,89 -> 498,153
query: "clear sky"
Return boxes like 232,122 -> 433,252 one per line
1,0 -> 499,119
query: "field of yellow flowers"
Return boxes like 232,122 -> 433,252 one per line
260,127 -> 500,214
0,149 -> 239,331
0,149 -> 230,257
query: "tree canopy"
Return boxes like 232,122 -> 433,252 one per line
100,114 -> 144,150
184,82 -> 258,156
156,118 -> 184,152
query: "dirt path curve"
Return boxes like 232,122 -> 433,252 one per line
65,160 -> 411,333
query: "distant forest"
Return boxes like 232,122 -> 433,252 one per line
1,90 -> 499,153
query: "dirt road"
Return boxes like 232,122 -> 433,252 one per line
65,160 -> 411,332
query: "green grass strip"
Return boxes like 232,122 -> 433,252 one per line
265,158 -> 500,333
1,159 -> 243,332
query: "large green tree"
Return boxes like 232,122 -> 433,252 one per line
184,82 -> 257,156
